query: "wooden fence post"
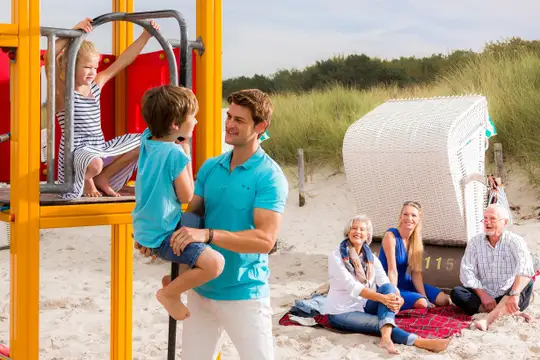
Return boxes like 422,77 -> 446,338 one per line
297,149 -> 305,207
494,143 -> 504,184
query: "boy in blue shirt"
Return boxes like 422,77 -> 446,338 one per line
132,85 -> 224,321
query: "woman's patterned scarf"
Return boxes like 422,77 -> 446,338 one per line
339,238 -> 374,285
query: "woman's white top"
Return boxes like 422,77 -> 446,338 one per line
323,247 -> 391,315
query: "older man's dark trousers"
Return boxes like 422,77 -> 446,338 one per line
450,280 -> 534,316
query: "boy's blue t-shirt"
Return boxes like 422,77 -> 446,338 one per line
132,128 -> 190,249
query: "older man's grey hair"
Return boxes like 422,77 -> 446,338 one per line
486,203 -> 510,221
343,214 -> 374,244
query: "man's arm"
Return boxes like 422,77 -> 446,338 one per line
509,234 -> 535,293
186,195 -> 205,217
173,168 -> 288,255
209,208 -> 282,253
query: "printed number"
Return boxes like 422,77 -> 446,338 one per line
424,257 -> 455,271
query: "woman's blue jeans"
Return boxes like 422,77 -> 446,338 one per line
327,283 -> 418,346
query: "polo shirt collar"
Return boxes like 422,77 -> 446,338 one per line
219,146 -> 265,170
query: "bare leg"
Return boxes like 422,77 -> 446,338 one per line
413,337 -> 451,352
413,298 -> 429,309
94,147 -> 139,197
83,158 -> 104,197
475,296 -> 532,331
161,264 -> 188,287
156,248 -> 224,321
379,324 -> 399,355
434,292 -> 451,306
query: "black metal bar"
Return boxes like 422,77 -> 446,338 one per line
40,27 -> 82,38
123,10 -> 188,87
46,34 -> 56,185
167,262 -> 180,360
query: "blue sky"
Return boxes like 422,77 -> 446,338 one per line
1,0 -> 539,79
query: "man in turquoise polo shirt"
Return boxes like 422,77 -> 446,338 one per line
169,89 -> 289,360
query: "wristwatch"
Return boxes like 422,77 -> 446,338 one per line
508,289 -> 520,296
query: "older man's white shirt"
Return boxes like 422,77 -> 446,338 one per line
460,230 -> 535,298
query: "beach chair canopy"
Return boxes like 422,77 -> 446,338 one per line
343,95 -> 490,246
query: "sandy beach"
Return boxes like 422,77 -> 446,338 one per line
1,165 -> 539,359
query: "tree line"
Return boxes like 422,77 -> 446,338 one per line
222,37 -> 540,96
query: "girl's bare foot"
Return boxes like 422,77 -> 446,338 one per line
414,337 -> 451,353
94,174 -> 120,197
83,179 -> 102,197
379,339 -> 400,355
156,289 -> 190,320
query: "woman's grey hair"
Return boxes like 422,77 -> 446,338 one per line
343,214 -> 373,244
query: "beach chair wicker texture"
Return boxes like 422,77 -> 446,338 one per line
343,95 -> 489,246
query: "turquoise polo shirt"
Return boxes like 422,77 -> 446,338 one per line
132,128 -> 190,249
193,147 -> 289,301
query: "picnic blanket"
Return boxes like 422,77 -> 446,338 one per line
279,294 -> 472,339
0,344 -> 9,358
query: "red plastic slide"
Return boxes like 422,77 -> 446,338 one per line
0,48 -> 196,183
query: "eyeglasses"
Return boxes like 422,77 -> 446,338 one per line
480,218 -> 505,224
403,201 -> 422,209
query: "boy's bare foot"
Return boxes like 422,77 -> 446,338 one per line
379,339 -> 399,354
162,275 -> 171,287
156,289 -> 190,320
475,319 -> 488,331
415,338 -> 450,352
83,179 -> 102,197
94,174 -> 121,197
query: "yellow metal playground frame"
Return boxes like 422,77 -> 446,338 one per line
0,0 -> 222,359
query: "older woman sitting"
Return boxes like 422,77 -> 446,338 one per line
323,215 -> 450,354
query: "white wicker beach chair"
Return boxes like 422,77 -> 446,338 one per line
343,95 -> 490,246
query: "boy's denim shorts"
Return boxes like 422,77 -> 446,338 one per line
151,235 -> 207,268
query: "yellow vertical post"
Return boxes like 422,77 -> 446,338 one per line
111,1 -> 134,359
9,0 -> 42,359
196,0 -> 222,172
110,223 -> 133,360
112,0 -> 133,136
213,0 -> 223,157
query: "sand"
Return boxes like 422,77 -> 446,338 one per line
1,166 -> 540,359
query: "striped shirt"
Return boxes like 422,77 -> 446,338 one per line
460,230 -> 535,298
55,82 -> 140,199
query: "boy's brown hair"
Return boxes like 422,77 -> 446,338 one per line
141,85 -> 198,138
227,89 -> 273,135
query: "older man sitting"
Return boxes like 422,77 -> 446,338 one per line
450,204 -> 535,331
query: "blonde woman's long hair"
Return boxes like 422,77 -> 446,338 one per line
398,201 -> 424,272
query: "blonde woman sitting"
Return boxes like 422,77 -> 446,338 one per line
323,215 -> 450,354
379,201 -> 451,309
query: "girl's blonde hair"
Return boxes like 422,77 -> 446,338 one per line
56,40 -> 100,82
398,201 -> 424,272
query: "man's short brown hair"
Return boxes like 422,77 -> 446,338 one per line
141,85 -> 198,138
227,89 -> 273,131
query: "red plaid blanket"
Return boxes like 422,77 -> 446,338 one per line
279,305 -> 472,339
0,344 -> 9,358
